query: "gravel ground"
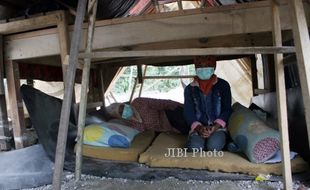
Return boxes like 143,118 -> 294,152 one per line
24,172 -> 309,190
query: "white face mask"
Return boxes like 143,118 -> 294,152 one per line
196,67 -> 215,80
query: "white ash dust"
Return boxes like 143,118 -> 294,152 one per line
24,172 -> 308,190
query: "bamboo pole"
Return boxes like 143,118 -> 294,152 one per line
271,1 -> 292,189
288,0 -> 310,152
52,0 -> 88,189
0,35 -> 10,150
75,0 -> 98,180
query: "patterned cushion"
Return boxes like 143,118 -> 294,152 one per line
228,103 -> 280,163
83,122 -> 140,148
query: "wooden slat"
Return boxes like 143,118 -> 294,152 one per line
79,47 -> 295,59
5,1 -> 309,61
52,0 -> 88,189
5,60 -> 25,149
271,1 -> 292,189
75,0 -> 98,180
288,0 -> 310,152
0,11 -> 61,35
0,35 -> 11,150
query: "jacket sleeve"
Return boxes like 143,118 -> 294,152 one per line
183,85 -> 200,128
215,80 -> 232,127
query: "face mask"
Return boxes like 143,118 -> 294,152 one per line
122,104 -> 134,119
196,67 -> 214,80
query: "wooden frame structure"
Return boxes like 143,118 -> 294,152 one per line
0,0 -> 309,190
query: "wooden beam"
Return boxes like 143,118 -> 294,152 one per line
5,1 -> 309,61
288,0 -> 310,152
5,60 -> 25,149
75,0 -> 98,180
52,0 -> 88,189
79,47 -> 295,59
271,1 -> 292,189
0,11 -> 62,35
0,35 -> 11,150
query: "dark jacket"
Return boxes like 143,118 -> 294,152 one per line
184,78 -> 232,128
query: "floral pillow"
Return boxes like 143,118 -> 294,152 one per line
83,122 -> 140,148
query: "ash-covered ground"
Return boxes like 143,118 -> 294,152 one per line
25,172 -> 309,190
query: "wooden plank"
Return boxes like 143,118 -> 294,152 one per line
0,11 -> 61,35
5,1 -> 309,61
5,60 -> 25,149
0,35 -> 11,150
75,0 -> 98,180
52,0 -> 88,189
288,0 -> 310,152
271,1 -> 292,189
79,47 -> 295,59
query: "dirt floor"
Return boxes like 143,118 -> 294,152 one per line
24,172 -> 310,190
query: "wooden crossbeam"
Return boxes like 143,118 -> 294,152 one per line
79,47 -> 295,59
0,11 -> 62,35
5,1 -> 309,61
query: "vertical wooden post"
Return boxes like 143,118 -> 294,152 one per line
57,11 -> 76,103
177,0 -> 183,10
271,1 -> 292,189
52,0 -> 88,189
75,0 -> 98,180
200,0 -> 206,8
288,0 -> 310,151
152,0 -> 161,13
99,66 -> 106,107
138,65 -> 148,97
129,78 -> 138,102
250,55 -> 258,96
5,60 -> 25,149
0,35 -> 11,150
57,11 -> 70,79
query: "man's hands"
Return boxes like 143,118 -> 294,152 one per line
195,123 -> 221,139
